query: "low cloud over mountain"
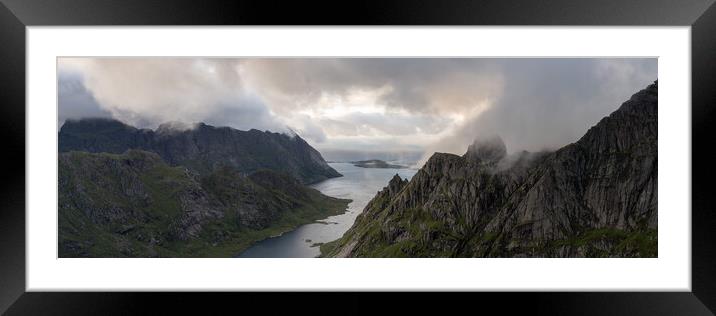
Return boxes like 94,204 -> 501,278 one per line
59,58 -> 656,163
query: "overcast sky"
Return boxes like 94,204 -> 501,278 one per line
58,58 -> 656,164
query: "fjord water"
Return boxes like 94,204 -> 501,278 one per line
237,162 -> 418,257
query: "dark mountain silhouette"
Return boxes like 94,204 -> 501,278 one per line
59,119 -> 341,185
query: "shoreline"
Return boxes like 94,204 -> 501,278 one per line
232,195 -> 352,258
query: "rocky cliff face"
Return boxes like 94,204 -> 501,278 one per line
322,81 -> 658,258
59,149 -> 349,257
59,119 -> 341,184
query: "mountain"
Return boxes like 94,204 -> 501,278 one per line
321,81 -> 658,258
58,119 -> 341,184
59,149 -> 350,257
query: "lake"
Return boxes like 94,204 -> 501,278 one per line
236,162 -> 418,257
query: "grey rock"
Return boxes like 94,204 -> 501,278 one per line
326,81 -> 658,258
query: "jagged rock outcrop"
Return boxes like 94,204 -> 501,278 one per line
322,81 -> 658,258
59,119 -> 341,184
58,149 -> 350,257
465,135 -> 507,164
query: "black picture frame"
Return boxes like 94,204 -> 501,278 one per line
1,0 -> 715,314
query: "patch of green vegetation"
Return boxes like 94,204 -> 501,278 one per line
320,204 -> 463,258
614,229 -> 657,257
542,228 -> 657,257
319,239 -> 340,256
139,165 -> 189,219
369,240 -> 416,258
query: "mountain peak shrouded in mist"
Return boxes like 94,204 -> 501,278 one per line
322,81 -> 658,258
62,117 -> 138,133
464,135 -> 507,164
156,121 -> 199,134
59,118 -> 341,184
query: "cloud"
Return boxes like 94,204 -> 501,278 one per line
59,58 -> 247,129
239,58 -> 503,115
420,58 -> 657,164
58,58 -> 657,162
318,111 -> 452,137
57,71 -> 113,128
200,95 -> 289,134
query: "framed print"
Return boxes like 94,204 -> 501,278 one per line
1,0 -> 715,315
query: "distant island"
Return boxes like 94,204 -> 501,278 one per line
351,159 -> 407,169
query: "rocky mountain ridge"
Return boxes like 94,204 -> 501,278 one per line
59,119 -> 341,184
321,81 -> 658,258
